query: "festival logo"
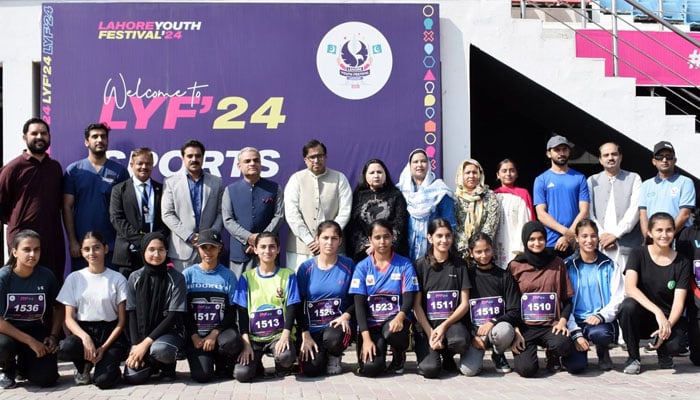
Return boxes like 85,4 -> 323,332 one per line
316,21 -> 393,100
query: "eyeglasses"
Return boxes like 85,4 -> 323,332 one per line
654,154 -> 675,161
305,154 -> 326,161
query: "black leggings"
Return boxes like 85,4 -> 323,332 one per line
0,325 -> 58,387
618,297 -> 687,360
58,320 -> 128,389
356,320 -> 412,377
186,328 -> 243,383
414,322 -> 469,378
299,325 -> 351,377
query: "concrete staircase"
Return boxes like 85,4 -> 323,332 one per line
448,0 -> 699,176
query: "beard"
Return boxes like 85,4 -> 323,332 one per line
27,140 -> 49,155
552,157 -> 569,167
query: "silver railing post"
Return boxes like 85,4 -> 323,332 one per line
581,0 -> 587,27
521,0 -> 527,19
612,0 -> 620,76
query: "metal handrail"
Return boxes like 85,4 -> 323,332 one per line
516,0 -> 700,126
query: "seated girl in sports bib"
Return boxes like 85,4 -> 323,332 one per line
461,232 -> 522,376
349,219 -> 419,377
508,221 -> 574,377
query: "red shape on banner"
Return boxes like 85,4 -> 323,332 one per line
425,120 -> 436,132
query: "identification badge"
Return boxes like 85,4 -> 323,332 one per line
425,290 -> 458,320
249,308 -> 284,337
307,298 -> 341,328
367,294 -> 399,322
470,296 -> 504,326
4,293 -> 46,321
521,292 -> 557,323
192,303 -> 222,334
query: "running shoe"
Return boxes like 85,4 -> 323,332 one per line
0,371 -> 16,389
545,350 -> 561,372
387,351 -> 406,374
658,353 -> 674,369
597,348 -> 613,371
492,352 -> 512,373
326,355 -> 343,375
623,358 -> 641,374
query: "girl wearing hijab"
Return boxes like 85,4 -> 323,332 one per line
397,149 -> 454,261
508,221 -> 574,377
123,232 -> 187,384
454,159 -> 499,261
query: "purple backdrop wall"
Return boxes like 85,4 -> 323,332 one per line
41,2 -> 442,188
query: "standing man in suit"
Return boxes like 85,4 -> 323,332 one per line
161,139 -> 224,271
110,148 -> 168,278
222,147 -> 284,278
63,122 -> 129,271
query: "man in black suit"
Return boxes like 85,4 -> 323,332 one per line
110,148 -> 168,278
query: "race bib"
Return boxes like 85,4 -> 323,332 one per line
425,290 -> 458,320
250,308 -> 284,337
470,296 -> 505,326
4,293 -> 46,321
367,294 -> 399,322
192,302 -> 222,334
307,298 -> 342,328
521,292 -> 557,323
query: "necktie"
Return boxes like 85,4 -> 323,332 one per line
141,183 -> 150,233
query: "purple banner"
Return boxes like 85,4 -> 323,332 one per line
41,3 -> 442,187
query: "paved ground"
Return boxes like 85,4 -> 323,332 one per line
2,345 -> 698,400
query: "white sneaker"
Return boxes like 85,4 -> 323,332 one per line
326,355 -> 342,375
74,362 -> 93,385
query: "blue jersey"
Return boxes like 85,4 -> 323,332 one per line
296,256 -> 355,333
533,168 -> 590,247
639,173 -> 696,227
183,264 -> 238,336
349,253 -> 419,328
64,158 -> 129,249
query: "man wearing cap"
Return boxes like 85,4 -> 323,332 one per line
222,147 -> 284,279
587,142 -> 642,270
533,135 -> 590,256
638,141 -> 696,238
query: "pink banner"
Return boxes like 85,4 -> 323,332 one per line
575,29 -> 700,86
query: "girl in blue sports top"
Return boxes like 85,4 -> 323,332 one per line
298,220 -> 355,376
413,218 -> 471,378
183,229 -> 243,382
349,219 -> 419,377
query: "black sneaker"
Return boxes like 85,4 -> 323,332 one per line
0,372 -> 16,390
442,355 -> 459,373
387,351 -> 406,374
658,353 -> 674,369
545,350 -> 561,373
492,352 -> 512,373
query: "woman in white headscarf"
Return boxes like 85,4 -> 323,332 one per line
397,149 -> 454,261
454,159 -> 499,260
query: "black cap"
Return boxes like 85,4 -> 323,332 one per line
653,141 -> 674,155
197,229 -> 222,247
